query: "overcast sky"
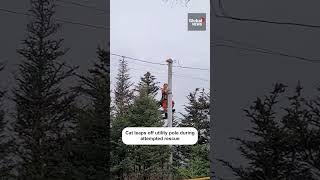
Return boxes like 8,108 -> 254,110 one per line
5,1 -> 320,179
213,0 -> 320,179
0,0 -> 106,106
0,0 -> 107,127
110,0 -> 210,115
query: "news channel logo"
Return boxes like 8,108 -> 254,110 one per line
188,13 -> 206,31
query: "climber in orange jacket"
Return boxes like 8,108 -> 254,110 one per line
160,83 -> 175,118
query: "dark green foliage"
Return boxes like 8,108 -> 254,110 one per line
137,72 -> 160,97
127,94 -> 163,127
180,88 -> 210,144
125,92 -> 170,179
284,83 -> 320,177
220,83 -> 316,180
111,75 -> 170,180
0,64 -> 14,179
175,88 -> 210,178
114,57 -> 134,116
111,57 -> 135,179
110,114 -> 131,180
176,144 -> 209,179
13,0 -> 78,179
70,47 -> 110,179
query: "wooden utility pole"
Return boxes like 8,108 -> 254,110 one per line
167,58 -> 173,180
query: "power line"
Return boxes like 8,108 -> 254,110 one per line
56,0 -> 106,12
131,67 -> 209,82
0,8 -> 107,30
112,56 -> 209,80
55,4 -> 106,16
214,40 -> 320,63
215,0 -> 320,30
111,56 -> 168,73
215,13 -> 320,30
110,59 -> 209,82
55,18 -> 106,29
110,53 -> 167,66
173,65 -> 209,71
110,53 -> 210,71
114,40 -> 320,67
173,73 -> 209,82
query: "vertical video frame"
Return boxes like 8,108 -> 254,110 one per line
110,0 -> 210,179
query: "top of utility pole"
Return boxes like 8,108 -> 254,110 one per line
166,58 -> 173,63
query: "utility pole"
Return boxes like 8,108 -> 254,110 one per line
166,58 -> 173,180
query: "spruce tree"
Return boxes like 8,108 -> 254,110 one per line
110,114 -> 131,180
72,47 -> 110,179
13,0 -> 77,179
286,84 -> 320,177
0,65 -> 6,176
0,64 -> 14,179
180,88 -> 210,144
111,80 -> 170,179
111,57 -> 136,179
220,83 -> 314,180
111,57 -> 134,179
126,87 -> 169,180
114,57 -> 134,116
137,72 -> 159,97
176,88 -> 210,178
280,83 -> 317,178
176,144 -> 210,179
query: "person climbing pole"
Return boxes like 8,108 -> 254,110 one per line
160,83 -> 175,119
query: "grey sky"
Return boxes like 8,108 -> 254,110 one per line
0,0 -> 106,110
3,1 -> 320,179
110,0 -> 210,115
213,0 -> 320,179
